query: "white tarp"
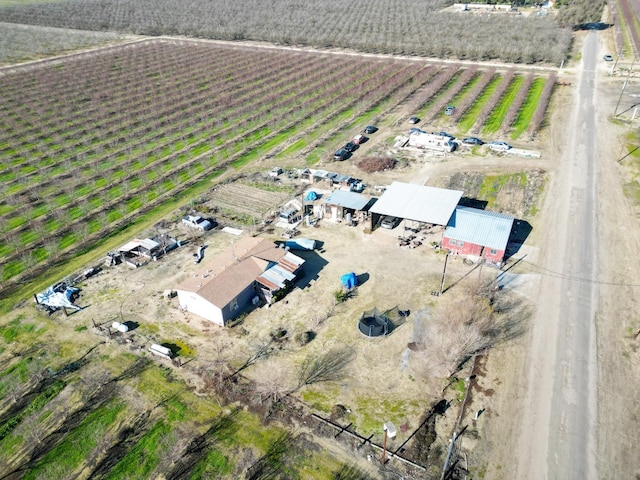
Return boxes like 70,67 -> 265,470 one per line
36,284 -> 81,311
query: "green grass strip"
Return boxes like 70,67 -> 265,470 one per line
482,75 -> 524,134
23,401 -> 125,480
0,380 -> 66,441
104,420 -> 171,480
511,78 -> 546,139
445,72 -> 481,117
457,74 -> 502,133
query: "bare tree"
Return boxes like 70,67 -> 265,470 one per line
253,359 -> 293,404
418,275 -> 528,378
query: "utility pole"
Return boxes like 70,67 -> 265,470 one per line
439,252 -> 449,295
614,57 -> 635,116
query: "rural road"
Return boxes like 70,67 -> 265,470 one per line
516,31 -> 599,479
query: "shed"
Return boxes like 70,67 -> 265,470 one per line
369,182 -> 463,226
442,206 -> 514,265
323,190 -> 371,223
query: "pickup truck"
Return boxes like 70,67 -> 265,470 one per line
182,215 -> 213,231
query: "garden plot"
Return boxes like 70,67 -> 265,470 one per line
206,182 -> 296,224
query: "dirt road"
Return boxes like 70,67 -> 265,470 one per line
515,30 -> 599,479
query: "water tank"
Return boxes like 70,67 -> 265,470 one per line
112,321 -> 129,333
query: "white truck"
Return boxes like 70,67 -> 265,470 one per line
182,215 -> 213,231
407,132 -> 456,153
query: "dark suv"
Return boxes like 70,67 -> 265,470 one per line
334,148 -> 349,161
344,142 -> 358,153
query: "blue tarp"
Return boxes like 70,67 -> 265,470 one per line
305,190 -> 318,201
340,272 -> 357,290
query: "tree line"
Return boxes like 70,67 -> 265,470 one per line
0,0 -> 578,65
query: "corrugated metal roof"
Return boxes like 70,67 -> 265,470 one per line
324,190 -> 370,210
444,206 -> 514,251
257,264 -> 296,290
369,182 -> 463,225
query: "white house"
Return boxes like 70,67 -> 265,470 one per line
176,236 -> 304,326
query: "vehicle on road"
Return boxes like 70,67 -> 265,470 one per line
380,216 -> 400,229
445,105 -> 455,115
487,141 -> 511,152
364,125 -> 378,134
603,54 -> 613,61
462,137 -> 484,146
408,116 -> 420,124
182,215 -> 213,231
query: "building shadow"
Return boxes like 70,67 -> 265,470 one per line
293,250 -> 329,289
505,219 -> 533,259
457,197 -> 488,210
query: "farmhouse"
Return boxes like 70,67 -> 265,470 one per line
369,182 -> 463,227
442,206 -> 514,265
175,236 -> 305,326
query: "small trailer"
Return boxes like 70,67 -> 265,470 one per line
407,132 -> 456,153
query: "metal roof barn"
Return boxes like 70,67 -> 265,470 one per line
445,206 -> 514,251
370,182 -> 463,225
324,190 -> 370,210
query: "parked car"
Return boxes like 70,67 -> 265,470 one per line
437,131 -> 455,139
343,142 -> 358,153
268,167 -> 283,177
334,148 -> 349,161
462,137 -> 484,146
380,216 -> 400,229
487,141 -> 511,152
603,54 -> 613,62
445,105 -> 455,116
364,125 -> 378,134
182,215 -> 213,231
352,134 -> 367,144
409,128 -> 426,135
408,116 -> 420,124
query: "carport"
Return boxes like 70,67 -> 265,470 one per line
369,182 -> 463,228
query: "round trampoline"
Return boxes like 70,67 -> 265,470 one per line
358,308 -> 390,337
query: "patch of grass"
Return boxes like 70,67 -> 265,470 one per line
478,174 -> 511,207
511,77 -> 545,139
0,317 -> 37,343
170,339 -> 196,357
355,397 -> 421,436
300,388 -> 333,413
189,448 -> 233,479
23,401 -> 125,480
